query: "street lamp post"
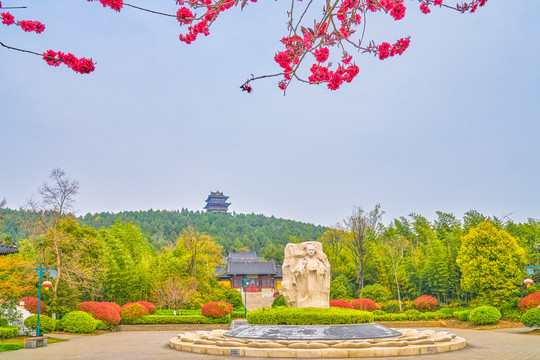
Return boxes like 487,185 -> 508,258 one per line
33,263 -> 57,337
243,276 -> 247,319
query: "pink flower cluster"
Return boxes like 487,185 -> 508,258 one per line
378,37 -> 410,60
1,12 -> 14,25
87,0 -> 124,12
308,63 -> 359,90
43,50 -> 96,74
19,20 -> 45,34
178,0 -> 236,44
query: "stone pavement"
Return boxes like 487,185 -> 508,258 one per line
1,327 -> 538,360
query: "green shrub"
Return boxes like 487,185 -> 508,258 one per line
247,307 -> 373,325
62,311 -> 97,333
24,315 -> 56,334
454,310 -> 470,321
382,302 -> 400,313
521,308 -> 540,327
469,306 -> 501,325
360,284 -> 391,302
225,289 -> 244,309
120,303 -> 148,320
419,312 -> 439,320
372,310 -> 386,316
201,301 -> 233,318
0,326 -> 20,339
404,309 -> 421,321
121,314 -> 231,325
94,319 -> 115,330
231,310 -> 247,319
438,307 -> 456,316
272,295 -> 287,307
414,295 -> 438,312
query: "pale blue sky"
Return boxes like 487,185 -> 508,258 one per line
1,1 -> 539,226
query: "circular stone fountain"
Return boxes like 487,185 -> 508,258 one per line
169,242 -> 466,357
169,325 -> 466,357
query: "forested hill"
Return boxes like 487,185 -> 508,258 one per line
3,208 -> 326,261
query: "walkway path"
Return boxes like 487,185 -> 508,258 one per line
2,327 -> 538,360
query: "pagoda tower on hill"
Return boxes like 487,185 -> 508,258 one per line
204,191 -> 231,213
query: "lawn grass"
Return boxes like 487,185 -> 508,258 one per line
0,336 -> 67,352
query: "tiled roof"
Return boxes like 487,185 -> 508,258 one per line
227,260 -> 277,275
227,252 -> 263,262
0,244 -> 19,255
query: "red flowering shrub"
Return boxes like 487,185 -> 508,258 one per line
330,299 -> 353,309
120,302 -> 149,320
79,302 -> 121,326
137,301 -> 157,314
351,298 -> 377,312
518,292 -> 540,312
414,295 -> 438,312
201,301 -> 233,318
18,296 -> 46,314
104,301 -> 122,313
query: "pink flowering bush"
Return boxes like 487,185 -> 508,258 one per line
201,301 -> 233,318
120,302 -> 149,320
137,301 -> 157,314
18,296 -> 46,315
330,299 -> 354,309
351,298 -> 377,312
79,301 -> 121,326
518,293 -> 540,312
414,295 -> 438,312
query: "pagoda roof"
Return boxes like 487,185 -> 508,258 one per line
0,244 -> 19,255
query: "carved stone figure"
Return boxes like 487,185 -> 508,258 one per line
281,241 -> 330,308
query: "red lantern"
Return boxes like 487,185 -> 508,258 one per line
42,281 -> 52,289
524,279 -> 534,286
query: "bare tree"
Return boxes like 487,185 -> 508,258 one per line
153,277 -> 198,315
344,204 -> 384,292
381,235 -> 409,311
0,198 -> 6,237
27,169 -> 80,300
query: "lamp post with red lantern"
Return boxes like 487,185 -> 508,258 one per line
32,263 -> 56,337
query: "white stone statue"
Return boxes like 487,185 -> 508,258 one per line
281,241 -> 330,308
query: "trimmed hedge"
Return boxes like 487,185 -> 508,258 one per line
521,308 -> 540,327
121,314 -> 231,325
272,295 -> 287,307
0,326 -> 20,339
121,303 -> 149,320
232,310 -> 247,319
24,315 -> 56,334
469,306 -> 501,325
247,307 -> 373,325
454,310 -> 470,321
62,311 -> 97,333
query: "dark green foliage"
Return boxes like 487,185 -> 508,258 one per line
24,315 -> 56,334
120,314 -> 231,325
247,307 -> 373,325
94,319 -> 115,330
521,308 -> 540,327
62,311 -> 97,333
419,312 -> 439,320
0,326 -> 20,339
469,306 -> 501,325
0,319 -> 8,327
359,284 -> 391,302
372,310 -> 386,315
271,295 -> 286,307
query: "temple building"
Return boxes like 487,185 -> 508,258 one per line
0,244 -> 19,256
204,191 -> 231,213
216,252 -> 282,292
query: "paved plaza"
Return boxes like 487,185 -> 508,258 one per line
2,327 -> 539,360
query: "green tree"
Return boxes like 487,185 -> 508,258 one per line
457,222 -> 526,306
